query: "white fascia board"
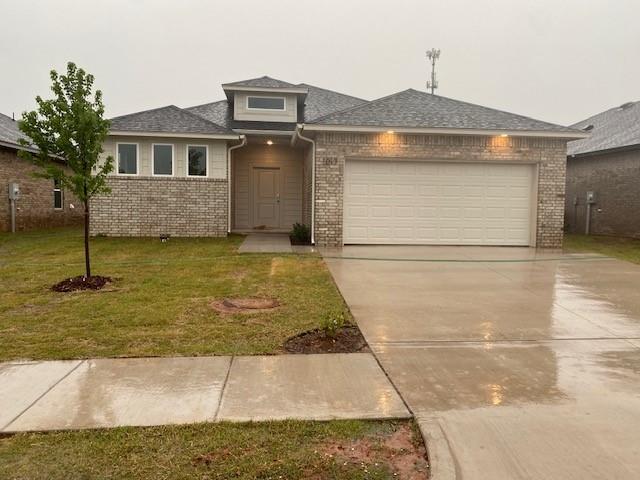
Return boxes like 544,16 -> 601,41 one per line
233,129 -> 295,136
109,131 -> 241,140
298,124 -> 590,139
222,85 -> 308,95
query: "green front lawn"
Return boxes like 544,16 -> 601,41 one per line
564,233 -> 640,264
0,420 -> 427,480
0,228 -> 348,361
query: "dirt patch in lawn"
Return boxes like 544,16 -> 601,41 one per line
284,325 -> 369,354
320,422 -> 429,479
210,297 -> 280,314
51,275 -> 112,292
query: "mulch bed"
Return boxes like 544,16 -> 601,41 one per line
284,325 -> 369,354
211,297 -> 280,314
51,275 -> 112,292
289,236 -> 312,246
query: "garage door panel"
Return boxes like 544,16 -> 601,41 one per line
344,160 -> 534,246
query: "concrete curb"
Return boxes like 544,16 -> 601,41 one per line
417,417 -> 458,480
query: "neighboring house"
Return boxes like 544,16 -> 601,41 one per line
92,76 -> 586,247
566,101 -> 640,238
0,112 -> 82,232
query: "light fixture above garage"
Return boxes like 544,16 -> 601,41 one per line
500,134 -> 509,137
386,130 -> 395,134
266,140 -> 273,145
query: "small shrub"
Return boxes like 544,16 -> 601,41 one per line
321,309 -> 346,338
290,223 -> 311,244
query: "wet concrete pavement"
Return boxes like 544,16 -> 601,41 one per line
325,246 -> 640,479
0,353 -> 408,432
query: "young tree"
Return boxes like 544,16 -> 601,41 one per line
19,62 -> 113,278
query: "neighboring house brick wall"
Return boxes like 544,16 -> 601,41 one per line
90,176 -> 227,237
565,149 -> 640,238
313,132 -> 568,248
0,146 -> 83,232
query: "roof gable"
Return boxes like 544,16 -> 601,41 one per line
222,75 -> 299,89
310,88 -> 579,134
110,105 -> 233,135
568,101 -> 640,155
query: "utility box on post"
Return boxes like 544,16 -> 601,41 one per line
8,182 -> 20,200
8,182 -> 20,233
586,191 -> 596,204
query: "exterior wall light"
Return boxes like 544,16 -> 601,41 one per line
386,130 -> 395,134
267,140 -> 273,145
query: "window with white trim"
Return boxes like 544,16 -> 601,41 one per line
153,144 -> 173,176
117,143 -> 138,174
53,179 -> 63,210
187,145 -> 207,176
247,96 -> 285,110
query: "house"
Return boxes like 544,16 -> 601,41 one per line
0,112 -> 82,232
92,76 -> 586,247
565,101 -> 640,238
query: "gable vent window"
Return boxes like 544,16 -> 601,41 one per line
53,179 -> 63,210
247,96 -> 286,111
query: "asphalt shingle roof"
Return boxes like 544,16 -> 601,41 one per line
185,100 -> 296,131
299,83 -> 367,121
222,76 -> 300,89
568,101 -> 640,156
310,88 -> 579,133
186,84 -> 366,130
109,105 -> 233,135
0,112 -> 25,148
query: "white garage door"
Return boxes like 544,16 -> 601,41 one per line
343,160 -> 535,245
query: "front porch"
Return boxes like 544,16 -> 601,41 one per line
230,136 -> 311,234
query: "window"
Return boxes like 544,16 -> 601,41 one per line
153,144 -> 173,176
247,96 -> 285,110
187,145 -> 207,177
117,143 -> 138,175
53,179 -> 63,209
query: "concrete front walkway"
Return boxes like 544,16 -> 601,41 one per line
238,233 -> 292,253
0,353 -> 409,432
325,246 -> 640,480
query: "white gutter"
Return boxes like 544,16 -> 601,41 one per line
227,135 -> 247,233
299,124 -> 589,139
295,125 -> 316,245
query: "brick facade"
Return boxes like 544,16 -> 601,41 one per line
565,149 -> 640,238
0,145 -> 83,232
90,176 -> 227,237
313,132 -> 568,248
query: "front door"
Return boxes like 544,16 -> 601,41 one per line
252,167 -> 280,229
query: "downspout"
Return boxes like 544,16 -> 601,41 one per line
227,135 -> 247,234
295,125 -> 315,244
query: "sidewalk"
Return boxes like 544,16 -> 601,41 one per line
0,353 -> 409,432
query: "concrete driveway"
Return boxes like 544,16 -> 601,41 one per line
324,246 -> 640,480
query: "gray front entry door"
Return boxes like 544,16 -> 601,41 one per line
252,167 -> 280,228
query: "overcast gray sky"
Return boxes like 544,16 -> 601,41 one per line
2,0 -> 638,126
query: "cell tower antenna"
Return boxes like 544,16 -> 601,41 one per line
426,48 -> 441,94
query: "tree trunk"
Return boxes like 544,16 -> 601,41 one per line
84,200 -> 91,278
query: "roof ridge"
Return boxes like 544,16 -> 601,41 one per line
308,89 -> 414,123
110,104 -> 182,120
184,99 -> 227,110
110,104 -> 233,134
176,105 -> 232,132
424,91 -> 576,131
297,83 -> 367,103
